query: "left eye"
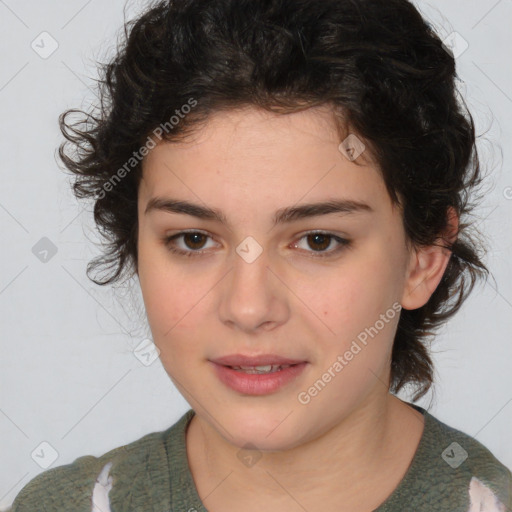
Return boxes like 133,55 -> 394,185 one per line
293,232 -> 350,255
163,230 -> 351,258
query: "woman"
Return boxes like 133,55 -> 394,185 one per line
10,0 -> 511,510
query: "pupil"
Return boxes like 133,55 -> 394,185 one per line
308,234 -> 330,251
185,233 -> 206,249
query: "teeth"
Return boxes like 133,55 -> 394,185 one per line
231,364 -> 291,374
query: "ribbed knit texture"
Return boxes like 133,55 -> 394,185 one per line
9,404 -> 512,511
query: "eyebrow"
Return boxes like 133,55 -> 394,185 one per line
144,196 -> 373,227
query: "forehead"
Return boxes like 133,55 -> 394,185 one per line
140,106 -> 391,215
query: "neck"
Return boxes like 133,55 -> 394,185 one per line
186,393 -> 425,511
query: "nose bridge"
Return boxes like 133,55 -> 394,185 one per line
219,237 -> 287,331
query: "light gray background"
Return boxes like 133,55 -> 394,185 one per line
1,0 -> 511,508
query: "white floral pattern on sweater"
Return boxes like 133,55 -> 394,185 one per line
468,476 -> 507,512
91,462 -> 113,512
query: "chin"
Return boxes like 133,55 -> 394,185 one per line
221,409 -> 308,452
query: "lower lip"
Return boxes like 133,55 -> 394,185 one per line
210,362 -> 308,395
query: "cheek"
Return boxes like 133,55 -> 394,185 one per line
138,241 -> 205,341
308,248 -> 402,371
315,253 -> 398,326
140,271 -> 206,377
142,274 -> 204,342
310,269 -> 400,403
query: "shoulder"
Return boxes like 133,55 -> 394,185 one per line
8,420 -> 182,512
418,407 -> 511,511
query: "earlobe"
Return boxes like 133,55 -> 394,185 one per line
401,207 -> 459,310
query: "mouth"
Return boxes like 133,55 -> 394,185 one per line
226,363 -> 301,374
210,353 -> 307,368
208,355 -> 309,395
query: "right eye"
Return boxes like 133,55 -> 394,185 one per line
163,230 -> 218,257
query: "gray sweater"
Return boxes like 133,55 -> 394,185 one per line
8,404 -> 512,511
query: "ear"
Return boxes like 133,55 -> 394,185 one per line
401,206 -> 459,310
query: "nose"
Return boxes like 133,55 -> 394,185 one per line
218,246 -> 290,334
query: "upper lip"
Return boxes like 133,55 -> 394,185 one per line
210,354 -> 307,367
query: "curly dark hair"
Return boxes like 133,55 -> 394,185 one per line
58,0 -> 491,401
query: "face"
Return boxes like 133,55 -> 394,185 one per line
136,105 -> 417,451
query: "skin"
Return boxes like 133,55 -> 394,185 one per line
136,105 -> 458,511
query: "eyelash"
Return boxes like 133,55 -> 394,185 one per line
162,230 -> 351,259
